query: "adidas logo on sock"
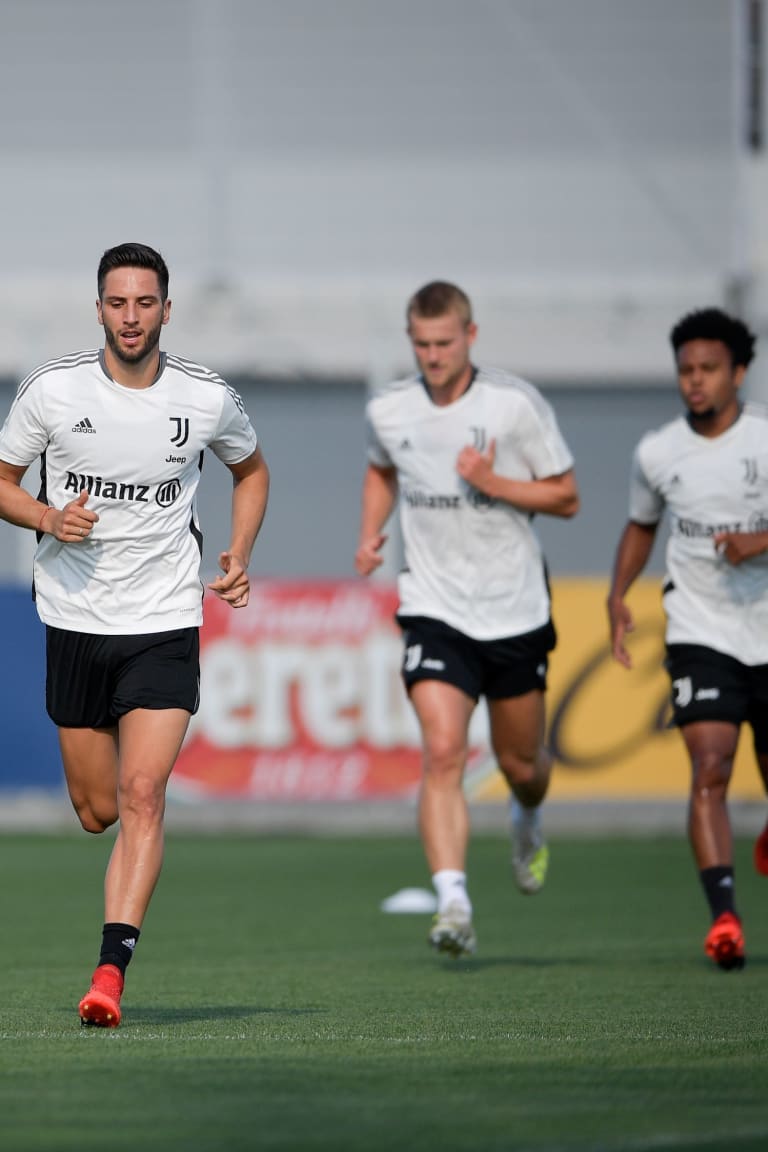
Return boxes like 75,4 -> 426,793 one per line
122,937 -> 137,951
72,417 -> 96,434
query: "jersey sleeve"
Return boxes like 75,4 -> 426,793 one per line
628,438 -> 664,524
517,391 -> 574,478
0,377 -> 50,466
365,403 -> 393,468
208,384 -> 259,464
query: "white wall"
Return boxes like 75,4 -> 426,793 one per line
0,0 -> 746,383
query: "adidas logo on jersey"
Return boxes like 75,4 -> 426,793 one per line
72,417 -> 96,434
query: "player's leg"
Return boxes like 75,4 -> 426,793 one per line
79,627 -> 199,1025
106,706 -> 191,928
47,626 -> 120,832
484,622 -> 555,894
409,679 -> 477,955
681,719 -> 744,969
489,688 -> 550,804
682,720 -> 740,870
58,726 -> 120,832
666,644 -> 747,968
104,626 -> 199,928
488,690 -> 551,894
398,617 -> 480,955
410,679 -> 476,875
79,707 -> 190,1028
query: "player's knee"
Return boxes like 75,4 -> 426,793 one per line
119,772 -> 166,819
75,803 -> 118,834
691,757 -> 731,795
423,739 -> 468,780
496,751 -> 537,786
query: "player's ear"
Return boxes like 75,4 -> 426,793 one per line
96,299 -> 104,326
162,298 -> 172,325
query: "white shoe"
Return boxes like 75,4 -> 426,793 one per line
428,901 -> 477,957
511,800 -> 549,895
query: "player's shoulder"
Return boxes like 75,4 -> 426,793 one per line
742,399 -> 768,425
17,349 -> 101,395
474,364 -> 555,416
366,373 -> 422,413
475,364 -> 536,393
164,353 -> 246,413
164,352 -> 229,388
636,415 -> 688,456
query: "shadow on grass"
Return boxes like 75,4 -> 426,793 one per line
438,951 -> 768,973
73,1004 -> 324,1026
435,955 -> 591,972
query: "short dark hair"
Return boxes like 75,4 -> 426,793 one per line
97,242 -> 170,301
670,307 -> 756,368
407,281 -> 473,327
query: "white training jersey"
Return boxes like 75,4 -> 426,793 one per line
0,349 -> 258,635
629,404 -> 768,664
366,366 -> 574,641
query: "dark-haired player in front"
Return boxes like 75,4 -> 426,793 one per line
0,243 -> 269,1024
608,307 -> 768,970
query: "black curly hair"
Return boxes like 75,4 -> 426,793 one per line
670,308 -> 756,369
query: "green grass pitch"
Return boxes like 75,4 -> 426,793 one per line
0,830 -> 767,1151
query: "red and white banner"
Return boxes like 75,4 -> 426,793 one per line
171,578 -> 765,803
172,581 -> 431,800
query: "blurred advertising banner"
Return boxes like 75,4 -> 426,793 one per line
172,581 -> 426,801
0,588 -> 60,790
171,579 -> 764,804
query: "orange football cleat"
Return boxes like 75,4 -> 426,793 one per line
78,963 -> 124,1027
704,912 -> 745,971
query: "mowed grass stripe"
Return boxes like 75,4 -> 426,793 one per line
0,832 -> 766,1151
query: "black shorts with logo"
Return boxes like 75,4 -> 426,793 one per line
665,643 -> 768,752
46,626 -> 200,728
396,614 -> 556,702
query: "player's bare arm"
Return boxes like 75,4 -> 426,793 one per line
207,447 -> 269,608
0,461 -> 98,541
713,530 -> 768,567
607,520 -> 658,668
456,441 -> 579,518
355,464 -> 398,576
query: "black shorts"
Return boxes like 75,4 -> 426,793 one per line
46,626 -> 200,728
397,615 -> 556,701
665,643 -> 768,752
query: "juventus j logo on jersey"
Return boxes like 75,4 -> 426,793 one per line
742,457 -> 759,485
169,417 -> 189,447
470,426 -> 487,452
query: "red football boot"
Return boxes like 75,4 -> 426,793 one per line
78,964 -> 124,1027
704,912 -> 745,971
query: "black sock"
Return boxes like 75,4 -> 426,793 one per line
699,866 -> 737,920
99,922 -> 140,975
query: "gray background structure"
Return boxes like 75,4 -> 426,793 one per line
0,0 -> 763,585
0,0 -> 755,384
0,1 -> 766,830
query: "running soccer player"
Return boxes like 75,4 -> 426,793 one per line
355,281 -> 579,957
0,242 -> 269,1024
608,307 -> 768,971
